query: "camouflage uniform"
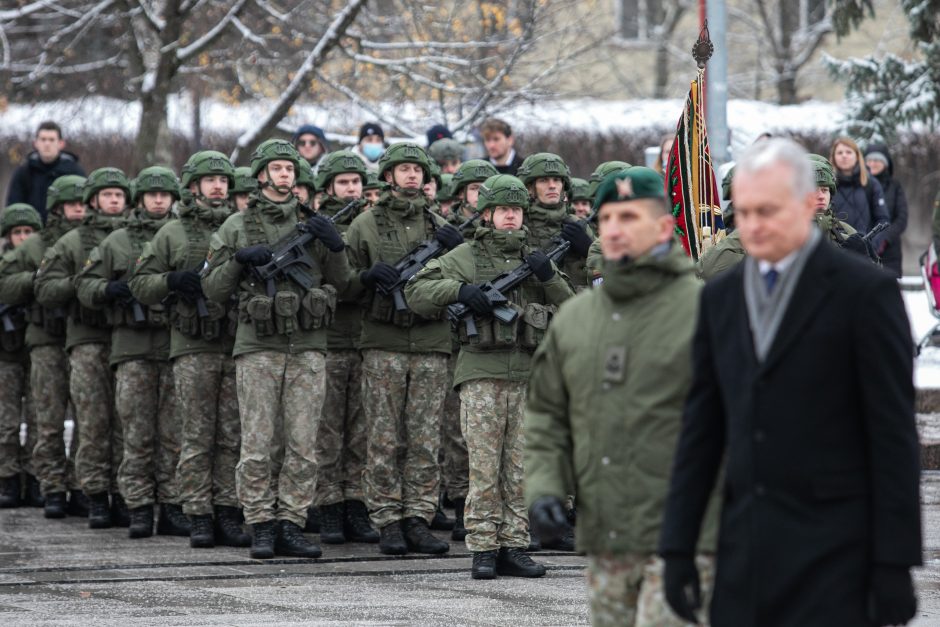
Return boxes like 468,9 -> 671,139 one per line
439,353 -> 468,502
0,359 -> 29,478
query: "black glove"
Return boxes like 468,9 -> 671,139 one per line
306,214 -> 346,252
527,250 -> 554,282
360,262 -> 399,290
457,284 -> 492,315
166,271 -> 203,298
434,224 -> 464,250
869,565 -> 917,627
234,245 -> 273,267
663,554 -> 702,624
561,221 -> 593,258
528,496 -> 569,546
104,280 -> 132,301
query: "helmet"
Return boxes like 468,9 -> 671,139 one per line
451,159 -> 499,196
476,175 -> 530,214
517,153 -> 572,191
295,159 -> 316,191
436,173 -> 455,202
231,167 -> 257,195
363,171 -> 384,192
46,175 -> 86,211
83,167 -> 131,205
808,154 -> 836,194
587,161 -> 631,198
249,139 -> 301,178
428,138 -> 463,164
133,166 -> 181,203
377,142 -> 433,184
314,150 -> 368,192
1,203 -> 42,236
569,177 -> 591,202
180,151 -> 235,189
429,162 -> 443,188
721,165 -> 736,201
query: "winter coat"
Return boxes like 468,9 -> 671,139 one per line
5,151 -> 85,222
524,202 -> 593,291
696,231 -> 746,281
832,166 -> 888,241
317,195 -> 366,351
866,143 -> 908,277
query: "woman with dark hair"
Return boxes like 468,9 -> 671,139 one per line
865,143 -> 908,277
829,137 -> 889,243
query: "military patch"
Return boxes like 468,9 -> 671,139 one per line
542,160 -> 561,174
401,145 -> 422,159
602,346 -> 626,384
616,177 -> 633,199
83,257 -> 93,268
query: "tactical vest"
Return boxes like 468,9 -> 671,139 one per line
27,221 -> 70,337
108,219 -> 168,329
70,222 -> 111,329
171,216 -> 234,341
237,206 -> 336,338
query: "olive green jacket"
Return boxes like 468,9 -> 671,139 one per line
318,195 -> 366,352
405,226 -> 574,386
696,230 -> 745,281
525,243 -> 718,555
76,210 -> 172,367
344,191 -> 452,354
129,199 -> 235,359
524,202 -> 593,291
201,191 -> 354,357
35,211 -> 126,352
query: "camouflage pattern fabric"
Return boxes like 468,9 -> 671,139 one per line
313,349 -> 366,507
69,342 -> 120,494
235,350 -> 325,527
30,345 -> 78,494
440,352 -> 468,500
174,353 -> 240,515
115,359 -> 178,509
0,361 -> 26,478
361,349 -> 448,529
586,553 -> 715,627
459,378 -> 529,552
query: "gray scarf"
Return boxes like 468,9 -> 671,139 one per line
743,227 -> 820,362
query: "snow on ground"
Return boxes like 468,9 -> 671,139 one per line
905,281 -> 940,389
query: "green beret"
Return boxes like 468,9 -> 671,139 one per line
593,166 -> 664,210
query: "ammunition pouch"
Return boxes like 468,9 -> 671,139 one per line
457,303 -> 523,350
29,302 -> 67,337
242,294 -> 275,338
520,303 -> 554,349
69,300 -> 109,329
0,310 -> 27,353
273,291 -> 300,336
299,285 -> 337,331
107,301 -> 167,329
172,299 -> 228,341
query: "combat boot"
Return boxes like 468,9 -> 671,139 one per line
0,475 -> 21,508
110,493 -> 129,527
304,506 -> 320,533
451,498 -> 467,541
274,520 -> 322,558
402,516 -> 449,554
471,550 -> 498,580
251,520 -> 276,559
190,514 -> 215,548
318,501 -> 346,544
67,489 -> 89,517
215,506 -> 251,547
344,500 -> 379,543
430,496 -> 454,531
128,505 -> 154,539
496,547 -> 546,578
88,492 -> 112,529
24,474 -> 44,507
157,503 -> 191,536
43,492 -> 67,519
541,526 -> 575,552
379,521 -> 408,555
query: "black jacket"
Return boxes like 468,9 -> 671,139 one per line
832,166 -> 888,241
5,150 -> 85,223
659,240 -> 922,627
866,143 -> 908,276
490,151 -> 524,175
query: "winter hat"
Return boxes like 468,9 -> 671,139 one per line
425,124 -> 452,146
292,124 -> 330,150
358,122 -> 384,143
865,151 -> 889,166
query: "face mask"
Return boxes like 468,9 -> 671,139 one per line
362,143 -> 384,162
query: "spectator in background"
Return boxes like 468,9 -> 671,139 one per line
480,118 -> 524,175
352,123 -> 385,173
654,136 -> 674,174
865,144 -> 908,278
6,121 -> 85,223
829,137 -> 889,242
293,125 -> 330,171
426,124 -> 452,147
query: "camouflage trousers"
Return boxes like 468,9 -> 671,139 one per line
587,553 -> 715,627
459,378 -> 528,552
313,349 -> 366,506
0,360 -> 35,478
361,349 -> 448,529
439,352 -> 468,500
175,352 -> 240,516
70,343 -> 120,495
30,345 -> 78,495
235,350 -> 325,527
115,359 -> 179,509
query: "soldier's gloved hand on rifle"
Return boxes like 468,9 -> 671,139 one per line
104,280 -> 132,301
234,245 -> 273,267
457,284 -> 492,315
561,221 -> 593,258
662,553 -> 702,623
305,214 -> 346,253
526,251 -> 554,282
166,271 -> 203,300
434,224 -> 464,250
528,495 -> 569,545
843,233 -> 878,262
360,262 -> 398,290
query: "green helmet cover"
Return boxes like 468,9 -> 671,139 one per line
181,151 -> 235,189
2,203 -> 42,236
451,159 -> 499,196
83,167 -> 131,205
436,173 -> 455,202
477,175 -> 530,214
377,142 -> 433,185
428,138 -> 463,164
363,171 -> 384,192
133,166 -> 181,203
429,162 -> 443,188
295,159 -> 316,191
808,154 -> 836,194
249,139 -> 301,178
587,161 -> 632,197
569,177 -> 591,202
517,152 -> 572,191
231,167 -> 257,195
315,150 -> 367,192
46,175 -> 86,211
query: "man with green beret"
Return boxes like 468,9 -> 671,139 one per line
525,166 -> 717,626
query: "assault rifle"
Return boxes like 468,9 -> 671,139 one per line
163,265 -> 210,319
863,221 -> 889,243
545,209 -> 597,253
0,303 -> 24,333
377,211 -> 480,312
251,199 -> 359,297
120,296 -> 147,324
447,239 -> 570,339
